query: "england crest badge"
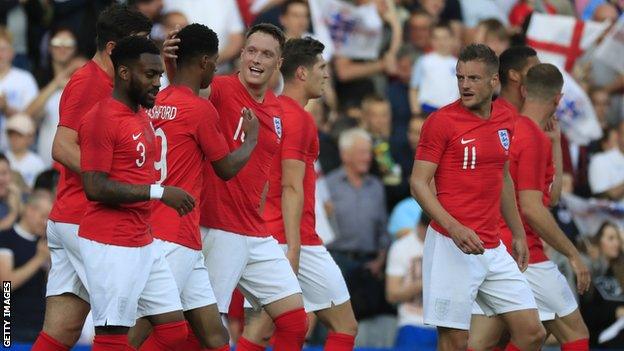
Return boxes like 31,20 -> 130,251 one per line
273,117 -> 282,138
498,129 -> 510,150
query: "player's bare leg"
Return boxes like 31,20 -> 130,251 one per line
438,327 -> 470,351
500,309 -> 546,351
543,309 -> 589,349
127,317 -> 151,348
467,315 -> 506,351
40,294 -> 90,347
315,301 -> 358,336
184,304 -> 230,348
242,308 -> 274,346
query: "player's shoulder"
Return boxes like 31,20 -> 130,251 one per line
426,100 -> 462,122
493,98 -> 519,122
211,74 -> 237,91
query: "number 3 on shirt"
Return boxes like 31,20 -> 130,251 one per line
154,127 -> 168,184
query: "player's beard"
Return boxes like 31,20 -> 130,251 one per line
130,78 -> 156,109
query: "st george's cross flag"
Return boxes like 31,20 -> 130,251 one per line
526,13 -> 609,72
594,14 -> 624,73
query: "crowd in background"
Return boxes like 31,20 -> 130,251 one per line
0,0 -> 624,349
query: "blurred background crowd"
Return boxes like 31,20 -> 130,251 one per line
1,0 -> 624,349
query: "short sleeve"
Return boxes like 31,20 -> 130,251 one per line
415,113 -> 450,163
19,72 -> 38,110
515,129 -> 548,191
280,111 -> 310,161
385,241 -> 408,276
80,107 -> 115,173
59,79 -> 88,131
410,57 -> 424,89
194,102 -> 229,162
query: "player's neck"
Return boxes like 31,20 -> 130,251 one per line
470,100 -> 492,119
499,86 -> 522,111
238,72 -> 267,103
172,70 -> 201,95
112,88 -> 140,113
521,102 -> 550,128
92,51 -> 114,79
282,84 -> 309,107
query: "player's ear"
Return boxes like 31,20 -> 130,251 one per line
105,41 -> 116,56
277,56 -> 283,70
296,65 -> 307,81
118,65 -> 130,81
520,84 -> 527,99
554,92 -> 563,107
508,69 -> 521,84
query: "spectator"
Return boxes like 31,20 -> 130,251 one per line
388,46 -> 416,174
33,168 -> 59,195
161,10 -> 188,34
409,22 -> 458,115
5,113 -> 44,189
129,0 -> 164,40
279,0 -> 309,40
386,213 -> 436,350
472,18 -> 510,56
326,128 -> 393,347
26,28 -> 84,167
589,87 -> 612,129
0,153 -> 20,231
163,0 -> 244,72
580,222 -> 624,348
0,27 -> 38,151
388,116 -> 424,239
0,190 -> 52,342
459,0 -> 508,28
404,10 -> 433,57
588,120 -> 624,203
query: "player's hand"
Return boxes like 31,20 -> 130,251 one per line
161,186 -> 195,216
544,115 -> 561,142
162,25 -> 181,60
286,247 -> 300,274
36,239 -> 50,264
448,223 -> 484,255
512,236 -> 529,272
241,108 -> 259,143
569,254 -> 591,294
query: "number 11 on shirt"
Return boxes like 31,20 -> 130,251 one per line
463,146 -> 476,170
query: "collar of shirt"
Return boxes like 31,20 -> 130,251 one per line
336,167 -> 374,187
14,223 -> 37,242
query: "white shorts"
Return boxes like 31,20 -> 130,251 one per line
157,239 -> 217,312
78,238 -> 182,327
45,220 -> 89,302
423,227 -> 536,330
280,244 -> 350,312
201,228 -> 302,313
471,261 -> 578,321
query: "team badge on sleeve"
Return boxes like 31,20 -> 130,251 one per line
273,117 -> 282,138
498,129 -> 510,150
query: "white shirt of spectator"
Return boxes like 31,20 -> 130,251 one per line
0,67 -> 38,151
410,52 -> 459,109
37,89 -> 62,168
162,0 -> 244,58
7,149 -> 45,189
458,0 -> 509,28
589,147 -> 624,202
386,231 -> 432,328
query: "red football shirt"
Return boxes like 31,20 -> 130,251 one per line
148,85 -> 229,250
499,115 -> 554,263
78,98 -> 156,247
416,99 -> 515,248
200,75 -> 282,236
264,95 -> 323,246
49,60 -> 113,224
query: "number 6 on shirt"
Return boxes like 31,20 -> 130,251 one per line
154,127 -> 168,184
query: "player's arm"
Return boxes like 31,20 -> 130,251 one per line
519,190 -> 591,293
500,161 -> 529,271
81,172 -> 194,216
281,159 -> 305,272
51,127 -> 81,173
546,117 -> 563,206
0,243 -> 48,290
211,108 -> 259,180
410,160 -> 484,254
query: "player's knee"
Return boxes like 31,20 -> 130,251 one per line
440,333 -> 469,351
523,323 -> 546,347
42,313 -> 84,346
274,308 -> 308,337
330,316 -> 358,336
206,324 -> 230,348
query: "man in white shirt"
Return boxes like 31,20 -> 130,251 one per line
162,0 -> 244,71
385,213 -> 437,349
6,114 -> 45,189
588,120 -> 624,204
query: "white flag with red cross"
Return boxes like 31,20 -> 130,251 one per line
594,14 -> 624,73
526,13 -> 609,72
